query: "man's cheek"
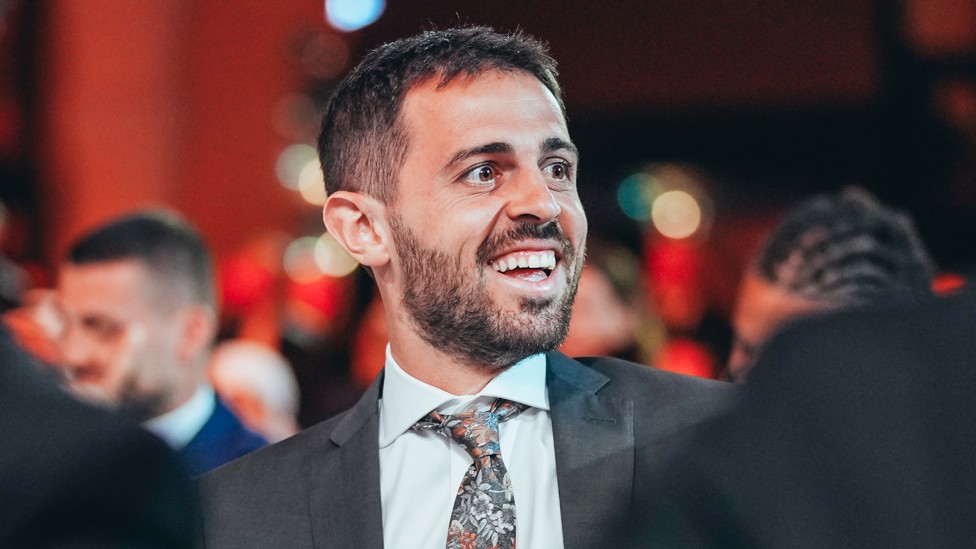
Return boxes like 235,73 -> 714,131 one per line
99,325 -> 148,396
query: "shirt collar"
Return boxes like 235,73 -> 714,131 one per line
143,384 -> 216,450
378,345 -> 549,448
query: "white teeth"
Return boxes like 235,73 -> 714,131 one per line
490,251 -> 557,273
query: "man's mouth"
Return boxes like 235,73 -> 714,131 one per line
489,250 -> 557,282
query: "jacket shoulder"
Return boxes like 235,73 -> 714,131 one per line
572,355 -> 740,436
575,355 -> 735,398
203,409 -> 347,488
199,410 -> 356,549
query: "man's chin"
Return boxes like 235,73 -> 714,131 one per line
67,383 -> 162,422
519,295 -> 558,314
476,317 -> 572,369
68,382 -> 120,409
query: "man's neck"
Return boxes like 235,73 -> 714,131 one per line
155,373 -> 206,417
142,384 -> 214,449
388,332 -> 508,395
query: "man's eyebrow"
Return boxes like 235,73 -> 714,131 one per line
441,142 -> 514,174
542,137 -> 578,158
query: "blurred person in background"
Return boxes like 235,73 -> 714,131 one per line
215,230 -> 366,426
209,338 -> 301,443
727,187 -> 936,382
0,322 -> 200,548
9,210 -> 267,475
559,237 -> 663,363
637,291 -> 976,548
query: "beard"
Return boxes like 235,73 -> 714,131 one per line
390,213 -> 584,371
115,384 -> 169,423
68,368 -> 170,424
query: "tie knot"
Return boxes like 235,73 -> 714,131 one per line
413,398 -> 527,459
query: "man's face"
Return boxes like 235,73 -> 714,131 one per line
56,259 -> 187,421
389,70 -> 588,369
728,271 -> 831,382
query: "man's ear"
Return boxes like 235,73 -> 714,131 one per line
179,304 -> 217,364
323,191 -> 391,269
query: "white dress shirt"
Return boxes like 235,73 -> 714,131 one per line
379,346 -> 565,549
143,384 -> 215,450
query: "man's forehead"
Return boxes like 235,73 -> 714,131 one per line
402,72 -> 569,152
403,69 -> 563,117
60,259 -> 151,287
59,259 -> 157,309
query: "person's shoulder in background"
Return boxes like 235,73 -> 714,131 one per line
0,325 -> 200,549
631,292 -> 976,549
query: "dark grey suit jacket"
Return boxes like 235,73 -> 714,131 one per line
201,351 -> 735,548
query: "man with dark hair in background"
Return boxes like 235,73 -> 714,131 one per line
39,210 -> 266,475
201,26 -> 734,549
727,187 -> 935,381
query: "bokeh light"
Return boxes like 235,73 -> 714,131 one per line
651,190 -> 702,240
616,172 -> 662,222
300,33 -> 349,80
284,236 -> 322,283
314,232 -> 359,277
275,144 -> 318,190
298,159 -> 327,205
325,0 -> 385,32
621,163 -> 715,240
272,94 -> 319,142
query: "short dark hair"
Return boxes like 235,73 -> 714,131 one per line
755,188 -> 935,304
318,26 -> 563,203
66,210 -> 215,308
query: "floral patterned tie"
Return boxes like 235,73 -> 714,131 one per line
412,398 -> 528,549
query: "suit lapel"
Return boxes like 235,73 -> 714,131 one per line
547,352 -> 635,549
299,356 -> 635,548
305,372 -> 386,549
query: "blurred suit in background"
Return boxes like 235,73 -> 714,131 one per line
637,292 -> 976,548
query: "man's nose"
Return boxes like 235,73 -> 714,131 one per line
503,170 -> 561,223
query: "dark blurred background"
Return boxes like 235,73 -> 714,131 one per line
1,0 -> 974,397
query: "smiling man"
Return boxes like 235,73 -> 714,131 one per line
202,27 -> 734,549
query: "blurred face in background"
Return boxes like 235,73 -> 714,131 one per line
728,270 -> 832,382
560,264 -> 638,358
56,259 -> 193,421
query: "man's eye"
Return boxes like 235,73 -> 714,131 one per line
83,318 -> 123,340
462,165 -> 497,185
548,163 -> 567,180
544,161 -> 573,185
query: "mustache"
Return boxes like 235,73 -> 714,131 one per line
477,221 -> 574,265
